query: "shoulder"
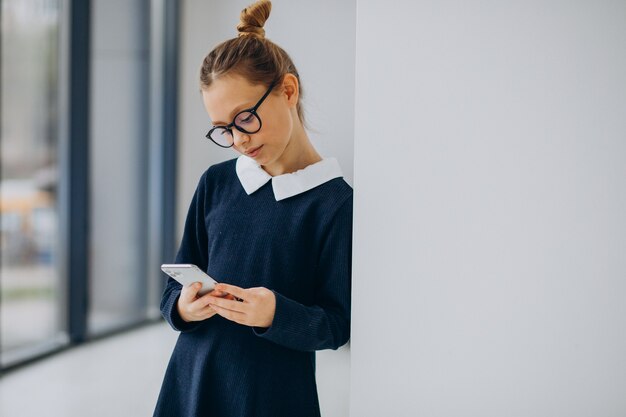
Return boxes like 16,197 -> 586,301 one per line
314,177 -> 353,210
195,157 -> 238,190
289,177 -> 352,230
204,157 -> 237,180
328,178 -> 353,223
326,177 -> 353,199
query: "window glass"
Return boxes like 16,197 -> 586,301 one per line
0,0 -> 67,366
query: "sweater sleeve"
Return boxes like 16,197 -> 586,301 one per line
160,170 -> 210,333
252,196 -> 353,351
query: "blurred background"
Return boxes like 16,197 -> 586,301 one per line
0,0 -> 354,416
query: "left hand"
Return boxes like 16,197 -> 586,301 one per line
205,283 -> 276,328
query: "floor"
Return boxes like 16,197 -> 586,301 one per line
0,321 -> 350,417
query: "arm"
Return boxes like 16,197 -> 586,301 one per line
252,196 -> 353,351
160,171 -> 210,333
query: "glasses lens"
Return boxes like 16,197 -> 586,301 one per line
234,111 -> 261,133
209,127 -> 233,147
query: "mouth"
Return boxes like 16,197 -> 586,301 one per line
245,145 -> 263,157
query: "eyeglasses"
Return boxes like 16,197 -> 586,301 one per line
205,81 -> 277,148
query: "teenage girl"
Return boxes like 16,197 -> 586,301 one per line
153,1 -> 353,416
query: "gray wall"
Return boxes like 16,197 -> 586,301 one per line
178,1 -> 356,416
350,1 -> 626,416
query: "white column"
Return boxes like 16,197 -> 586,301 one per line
351,1 -> 626,416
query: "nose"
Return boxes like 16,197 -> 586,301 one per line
232,129 -> 251,148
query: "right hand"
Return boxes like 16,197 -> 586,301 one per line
177,282 -> 234,323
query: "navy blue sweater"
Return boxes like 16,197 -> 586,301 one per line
153,158 -> 353,417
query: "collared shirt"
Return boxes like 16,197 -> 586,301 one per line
235,154 -> 344,201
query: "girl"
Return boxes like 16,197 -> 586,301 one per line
153,1 -> 353,416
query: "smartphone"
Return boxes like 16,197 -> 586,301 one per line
161,264 -> 218,296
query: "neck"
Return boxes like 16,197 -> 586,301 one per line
262,119 -> 322,176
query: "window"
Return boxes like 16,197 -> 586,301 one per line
0,0 -> 68,367
0,0 -> 177,371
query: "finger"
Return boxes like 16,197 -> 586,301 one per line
208,289 -> 228,297
207,290 -> 233,299
195,289 -> 229,308
206,295 -> 247,313
182,282 -> 202,301
192,294 -> 213,310
210,303 -> 246,324
214,283 -> 247,300
197,305 -> 217,318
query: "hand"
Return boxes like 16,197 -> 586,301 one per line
204,283 -> 276,328
177,282 -> 234,323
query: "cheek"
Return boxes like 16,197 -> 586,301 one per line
268,108 -> 293,142
254,100 -> 294,147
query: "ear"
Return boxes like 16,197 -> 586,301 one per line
280,73 -> 299,107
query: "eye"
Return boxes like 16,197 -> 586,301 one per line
214,127 -> 232,137
236,111 -> 256,126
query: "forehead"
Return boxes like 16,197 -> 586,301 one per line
201,74 -> 267,124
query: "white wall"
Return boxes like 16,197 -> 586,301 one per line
350,1 -> 626,416
178,1 -> 356,416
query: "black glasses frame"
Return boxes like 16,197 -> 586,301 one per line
205,80 -> 277,148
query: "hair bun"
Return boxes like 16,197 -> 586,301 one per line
236,0 -> 271,39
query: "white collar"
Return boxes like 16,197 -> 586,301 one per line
235,155 -> 344,201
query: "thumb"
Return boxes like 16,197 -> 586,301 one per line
183,282 -> 202,301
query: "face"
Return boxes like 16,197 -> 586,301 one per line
201,73 -> 295,168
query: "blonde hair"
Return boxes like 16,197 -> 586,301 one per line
199,0 -> 307,128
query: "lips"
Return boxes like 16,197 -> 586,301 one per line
245,145 -> 263,156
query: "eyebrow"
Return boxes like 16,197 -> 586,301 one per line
211,102 -> 254,126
